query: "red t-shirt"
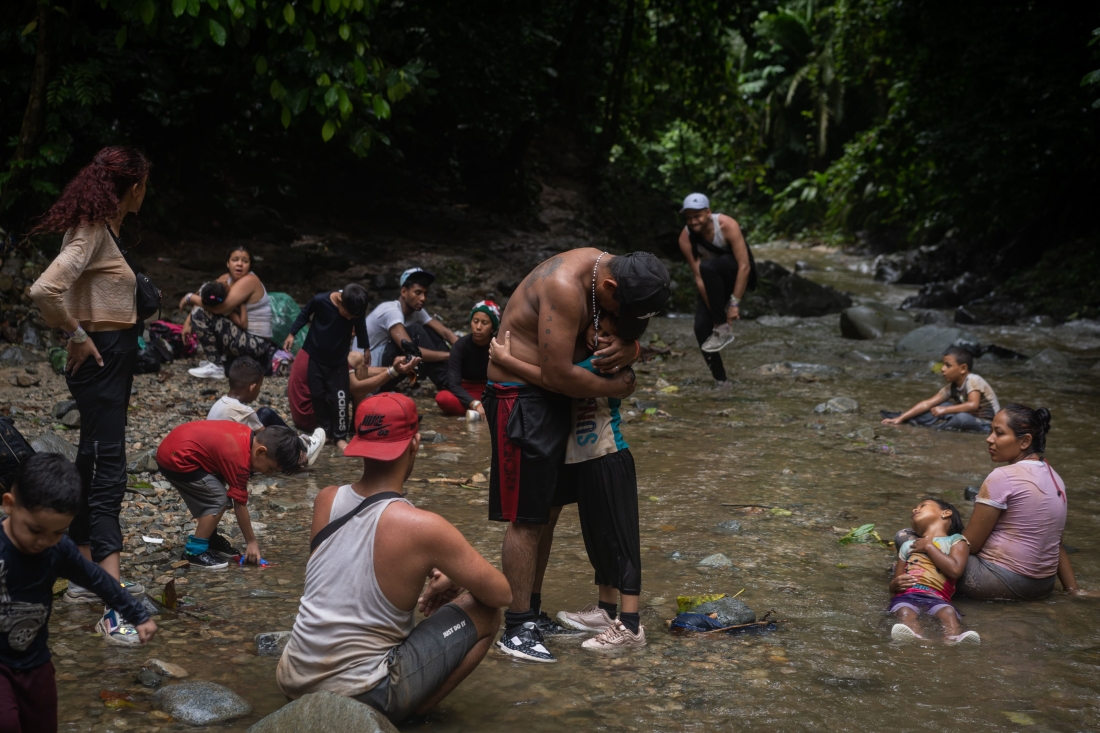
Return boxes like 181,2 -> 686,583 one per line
287,349 -> 316,431
156,421 -> 254,504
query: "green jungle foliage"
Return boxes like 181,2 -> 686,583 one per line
1,0 -> 1098,253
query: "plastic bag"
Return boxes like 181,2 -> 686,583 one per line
269,292 -> 308,354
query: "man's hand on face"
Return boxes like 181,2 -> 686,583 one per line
592,334 -> 639,373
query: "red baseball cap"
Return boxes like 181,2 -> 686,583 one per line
344,393 -> 420,461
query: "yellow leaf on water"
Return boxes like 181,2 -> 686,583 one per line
1001,712 -> 1035,725
52,579 -> 68,596
677,594 -> 726,614
658,385 -> 679,394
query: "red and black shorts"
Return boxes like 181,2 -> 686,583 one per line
484,383 -> 572,524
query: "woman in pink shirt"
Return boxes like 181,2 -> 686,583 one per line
959,404 -> 1080,600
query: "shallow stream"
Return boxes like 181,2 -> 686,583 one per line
55,244 -> 1100,731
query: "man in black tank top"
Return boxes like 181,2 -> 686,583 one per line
677,193 -> 756,387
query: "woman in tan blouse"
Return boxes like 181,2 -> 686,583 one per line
29,146 -> 151,646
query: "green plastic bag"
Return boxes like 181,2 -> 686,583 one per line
269,292 -> 308,354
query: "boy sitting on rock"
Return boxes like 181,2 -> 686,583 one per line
155,420 -> 302,569
881,346 -> 1000,433
0,454 -> 156,730
207,356 -> 326,467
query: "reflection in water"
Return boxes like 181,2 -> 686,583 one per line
55,246 -> 1100,731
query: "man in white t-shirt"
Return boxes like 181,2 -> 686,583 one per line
365,268 -> 457,390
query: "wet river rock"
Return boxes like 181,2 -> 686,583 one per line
749,261 -> 852,318
894,325 -> 979,355
839,303 -> 917,340
154,680 -> 252,725
814,397 -> 860,414
691,597 -> 757,626
248,691 -> 399,733
255,631 -> 292,656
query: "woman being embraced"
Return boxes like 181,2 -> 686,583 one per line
960,404 -> 1080,600
28,145 -> 151,644
180,245 -> 276,379
434,300 -> 501,419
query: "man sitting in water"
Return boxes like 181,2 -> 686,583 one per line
880,346 -> 1000,433
276,393 -> 511,723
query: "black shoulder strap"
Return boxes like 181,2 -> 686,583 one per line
309,490 -> 403,553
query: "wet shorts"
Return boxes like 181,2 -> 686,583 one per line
355,603 -> 478,723
484,383 -> 571,524
158,466 -> 230,518
957,555 -> 1056,601
887,591 -> 959,619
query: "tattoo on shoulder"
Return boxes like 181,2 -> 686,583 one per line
524,256 -> 564,289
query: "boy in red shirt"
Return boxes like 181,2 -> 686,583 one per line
156,421 -> 302,569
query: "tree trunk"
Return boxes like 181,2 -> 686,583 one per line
1,1 -> 53,217
595,0 -> 637,164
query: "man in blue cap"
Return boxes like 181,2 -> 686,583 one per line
365,267 -> 458,390
677,192 -> 757,388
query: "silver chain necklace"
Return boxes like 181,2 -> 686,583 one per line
591,251 -> 607,335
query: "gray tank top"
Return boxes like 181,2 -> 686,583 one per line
228,276 -> 273,338
276,486 -> 414,698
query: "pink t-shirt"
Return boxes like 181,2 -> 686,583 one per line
976,460 -> 1067,578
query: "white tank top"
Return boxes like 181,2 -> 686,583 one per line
276,486 -> 414,698
228,276 -> 273,338
683,214 -> 731,259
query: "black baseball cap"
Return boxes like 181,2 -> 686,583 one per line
609,252 -> 671,340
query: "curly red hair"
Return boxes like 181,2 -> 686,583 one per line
31,146 -> 152,235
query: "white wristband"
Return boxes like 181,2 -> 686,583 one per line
387,365 -> 398,379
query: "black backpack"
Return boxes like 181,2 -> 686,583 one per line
0,417 -> 35,492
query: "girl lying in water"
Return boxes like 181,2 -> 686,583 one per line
888,498 -> 980,644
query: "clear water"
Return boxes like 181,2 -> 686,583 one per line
55,245 -> 1100,731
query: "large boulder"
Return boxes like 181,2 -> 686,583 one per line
895,326 -> 979,355
0,346 -> 45,365
248,691 -> 399,733
872,240 -> 968,284
840,303 -> 917,340
902,272 -> 993,310
691,597 -> 756,626
29,433 -> 78,463
153,681 -> 252,726
745,261 -> 852,318
1027,348 -> 1071,370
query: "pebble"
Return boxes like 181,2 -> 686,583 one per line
814,397 -> 859,414
712,520 -> 742,535
60,409 -> 81,427
52,399 -> 78,418
153,680 -> 252,725
137,669 -> 162,688
254,631 -> 292,657
145,659 -> 189,678
697,553 -> 734,568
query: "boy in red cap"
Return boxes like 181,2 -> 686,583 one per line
277,393 -> 511,724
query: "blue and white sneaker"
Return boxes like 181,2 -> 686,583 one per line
496,622 -> 557,663
96,608 -> 141,646
64,579 -> 145,604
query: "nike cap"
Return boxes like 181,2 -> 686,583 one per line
345,392 -> 420,461
609,252 -> 671,340
680,192 -> 710,212
400,267 -> 435,287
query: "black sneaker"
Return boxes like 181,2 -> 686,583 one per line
207,532 -> 241,558
184,551 -> 228,570
495,622 -> 557,663
535,610 -> 584,636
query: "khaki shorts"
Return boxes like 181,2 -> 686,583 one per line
158,466 -> 231,518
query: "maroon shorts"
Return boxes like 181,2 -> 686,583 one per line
484,383 -> 571,524
0,659 -> 57,732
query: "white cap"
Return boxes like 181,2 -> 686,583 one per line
680,193 -> 710,212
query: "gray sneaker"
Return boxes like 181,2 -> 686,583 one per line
700,323 -> 735,353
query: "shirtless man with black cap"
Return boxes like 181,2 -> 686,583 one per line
484,248 -> 671,663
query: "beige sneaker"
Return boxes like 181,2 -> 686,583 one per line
581,620 -> 646,650
557,604 -> 616,633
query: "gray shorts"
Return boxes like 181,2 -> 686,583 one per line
355,603 -> 478,723
957,554 -> 1056,601
159,466 -> 231,518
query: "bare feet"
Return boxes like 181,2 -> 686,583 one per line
336,439 -> 349,451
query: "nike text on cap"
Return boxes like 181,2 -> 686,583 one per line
400,267 -> 436,287
610,252 -> 672,341
680,192 -> 710,212
344,392 -> 420,461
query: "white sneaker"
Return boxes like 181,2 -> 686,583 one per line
581,620 -> 646,650
891,623 -> 923,641
947,630 -> 980,645
304,428 -> 326,467
556,604 -> 616,633
700,323 -> 735,353
64,579 -> 145,603
188,361 -> 225,379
